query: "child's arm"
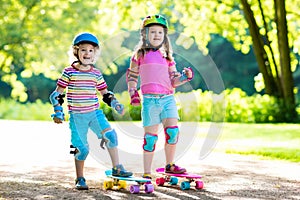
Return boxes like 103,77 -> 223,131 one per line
49,86 -> 65,124
170,66 -> 194,88
126,61 -> 141,106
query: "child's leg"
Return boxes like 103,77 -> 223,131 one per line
75,159 -> 85,178
74,159 -> 88,190
162,118 -> 186,174
89,110 -> 120,168
101,128 -> 119,166
143,124 -> 159,175
162,118 -> 178,164
101,128 -> 132,177
69,113 -> 90,189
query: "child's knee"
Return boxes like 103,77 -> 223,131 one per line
103,129 -> 118,148
143,133 -> 158,152
164,126 -> 179,144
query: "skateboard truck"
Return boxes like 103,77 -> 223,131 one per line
70,145 -> 78,154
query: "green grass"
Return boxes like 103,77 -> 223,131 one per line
213,123 -> 300,162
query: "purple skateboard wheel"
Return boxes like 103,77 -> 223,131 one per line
130,185 -> 140,194
144,183 -> 154,193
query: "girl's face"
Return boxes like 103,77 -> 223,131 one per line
78,43 -> 96,65
147,25 -> 165,47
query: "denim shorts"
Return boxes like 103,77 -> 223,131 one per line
69,109 -> 111,148
142,94 -> 179,127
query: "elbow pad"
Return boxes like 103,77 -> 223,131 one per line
126,68 -> 139,83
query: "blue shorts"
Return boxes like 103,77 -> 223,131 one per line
69,109 -> 111,149
142,94 -> 179,127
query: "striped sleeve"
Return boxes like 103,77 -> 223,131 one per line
95,69 -> 108,91
57,67 -> 71,88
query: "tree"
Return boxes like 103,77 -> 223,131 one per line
172,0 -> 299,121
1,0 -> 299,121
240,0 -> 296,120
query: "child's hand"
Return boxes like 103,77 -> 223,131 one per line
51,111 -> 65,124
53,116 -> 64,124
130,89 -> 141,106
183,67 -> 194,80
115,103 -> 125,115
111,99 -> 125,115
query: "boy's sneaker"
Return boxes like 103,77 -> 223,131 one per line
75,177 -> 89,190
142,173 -> 152,180
112,164 -> 133,177
165,163 -> 186,174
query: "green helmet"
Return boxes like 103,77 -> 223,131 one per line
142,14 -> 168,29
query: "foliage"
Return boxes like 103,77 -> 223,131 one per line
1,0 -> 299,121
1,89 -> 299,123
0,99 -> 53,120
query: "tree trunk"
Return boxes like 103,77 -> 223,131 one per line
240,0 -> 278,96
274,0 -> 296,118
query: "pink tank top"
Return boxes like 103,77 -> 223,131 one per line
131,50 -> 175,95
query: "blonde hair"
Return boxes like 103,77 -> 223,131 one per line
132,26 -> 174,62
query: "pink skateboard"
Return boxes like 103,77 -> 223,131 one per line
155,168 -> 204,190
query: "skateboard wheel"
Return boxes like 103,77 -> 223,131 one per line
195,180 -> 204,189
130,185 -> 140,194
155,177 -> 165,186
169,177 -> 178,185
144,183 -> 154,193
103,180 -> 114,190
117,180 -> 127,189
180,181 -> 190,190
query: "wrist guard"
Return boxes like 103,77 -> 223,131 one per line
102,91 -> 115,107
51,105 -> 65,121
129,88 -> 141,106
180,67 -> 194,82
50,91 -> 65,105
111,99 -> 124,115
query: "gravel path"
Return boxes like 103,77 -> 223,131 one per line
0,120 -> 299,200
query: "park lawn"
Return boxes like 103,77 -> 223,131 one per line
213,123 -> 300,162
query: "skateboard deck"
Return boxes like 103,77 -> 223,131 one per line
104,170 -> 154,194
155,167 -> 204,190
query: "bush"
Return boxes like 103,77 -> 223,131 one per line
0,88 -> 299,123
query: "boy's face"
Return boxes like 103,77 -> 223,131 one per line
147,25 -> 165,47
78,43 -> 96,65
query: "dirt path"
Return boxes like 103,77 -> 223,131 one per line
0,120 -> 299,200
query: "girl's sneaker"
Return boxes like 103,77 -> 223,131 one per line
112,164 -> 133,177
142,173 -> 152,180
165,163 -> 186,174
75,177 -> 89,190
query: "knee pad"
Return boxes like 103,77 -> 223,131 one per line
103,129 -> 118,149
165,126 -> 179,144
143,133 -> 158,152
70,145 -> 89,161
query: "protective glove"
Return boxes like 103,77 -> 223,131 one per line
129,89 -> 141,106
51,105 -> 65,123
180,67 -> 194,82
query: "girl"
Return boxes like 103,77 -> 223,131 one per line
50,32 -> 132,190
126,15 -> 194,179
